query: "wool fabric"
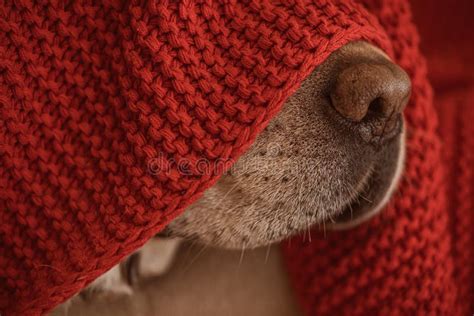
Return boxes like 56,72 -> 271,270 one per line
282,0 -> 474,315
0,0 -> 390,314
0,0 -> 472,315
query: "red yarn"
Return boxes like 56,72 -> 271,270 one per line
1,0 -> 473,315
282,1 -> 474,315
0,1 -> 390,314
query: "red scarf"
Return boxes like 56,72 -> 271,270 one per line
283,1 -> 474,315
1,1 -> 472,315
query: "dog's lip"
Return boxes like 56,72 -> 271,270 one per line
328,128 -> 405,229
330,170 -> 382,226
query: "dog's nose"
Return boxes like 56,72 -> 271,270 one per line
330,61 -> 411,143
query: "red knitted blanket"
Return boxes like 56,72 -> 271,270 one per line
1,1 -> 472,315
283,1 -> 474,315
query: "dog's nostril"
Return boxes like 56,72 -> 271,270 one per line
330,61 -> 411,141
367,97 -> 383,116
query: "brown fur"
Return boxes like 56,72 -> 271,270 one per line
67,41 -> 410,311
164,41 -> 406,248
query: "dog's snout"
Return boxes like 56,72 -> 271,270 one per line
330,61 -> 411,143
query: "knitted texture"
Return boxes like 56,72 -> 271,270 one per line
0,1 -> 392,315
416,0 -> 474,313
282,0 -> 474,315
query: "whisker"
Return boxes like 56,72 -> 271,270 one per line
214,182 -> 240,209
264,244 -> 271,263
307,220 -> 312,242
348,202 -> 354,220
239,244 -> 246,266
359,193 -> 373,204
181,243 -> 207,274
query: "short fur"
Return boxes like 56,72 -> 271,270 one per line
78,41 -> 407,299
164,41 -> 405,248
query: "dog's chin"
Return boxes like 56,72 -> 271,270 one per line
328,130 -> 405,230
161,129 -> 406,248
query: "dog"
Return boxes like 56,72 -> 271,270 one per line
61,40 -> 410,313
